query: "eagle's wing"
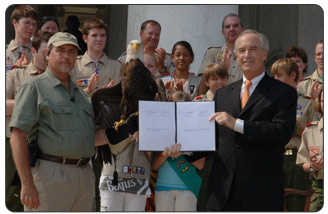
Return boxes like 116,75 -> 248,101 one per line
91,82 -> 122,164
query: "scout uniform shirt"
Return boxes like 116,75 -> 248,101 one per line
194,90 -> 215,101
71,52 -> 122,89
161,72 -> 202,99
285,94 -> 317,150
297,70 -> 323,98
5,62 -> 40,138
296,117 -> 323,180
118,52 -> 176,75
6,40 -> 33,72
198,43 -> 242,84
9,68 -> 96,159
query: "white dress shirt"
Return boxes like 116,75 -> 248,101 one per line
234,72 -> 265,134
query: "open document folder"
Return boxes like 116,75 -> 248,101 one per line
139,100 -> 215,151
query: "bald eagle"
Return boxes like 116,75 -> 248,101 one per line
125,39 -> 143,63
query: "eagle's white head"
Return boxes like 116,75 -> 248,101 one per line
125,39 -> 144,63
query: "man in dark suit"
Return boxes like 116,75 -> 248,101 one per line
207,29 -> 297,211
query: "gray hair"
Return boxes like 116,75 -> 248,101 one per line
235,29 -> 269,51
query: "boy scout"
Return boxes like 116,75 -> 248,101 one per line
296,89 -> 323,211
297,40 -> 323,100
70,18 -> 121,95
5,31 -> 52,212
10,32 -> 96,211
118,20 -> 175,76
198,14 -> 244,84
272,58 -> 317,211
6,5 -> 38,71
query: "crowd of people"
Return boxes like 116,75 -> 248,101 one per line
5,5 -> 323,212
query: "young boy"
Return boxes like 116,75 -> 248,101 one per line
6,5 -> 38,71
271,58 -> 317,211
194,63 -> 229,101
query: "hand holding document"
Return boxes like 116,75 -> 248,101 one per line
139,101 -> 215,151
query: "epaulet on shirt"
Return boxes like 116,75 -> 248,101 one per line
76,55 -> 83,59
207,46 -> 220,50
11,65 -> 27,70
306,121 -> 319,127
299,76 -> 311,82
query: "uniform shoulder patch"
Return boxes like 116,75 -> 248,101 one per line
300,76 -> 311,82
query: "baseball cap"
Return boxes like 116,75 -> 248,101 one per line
47,32 -> 81,50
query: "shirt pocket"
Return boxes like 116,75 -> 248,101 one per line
83,107 -> 95,130
50,105 -> 74,131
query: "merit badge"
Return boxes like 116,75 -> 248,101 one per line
137,167 -> 141,174
122,165 -> 129,174
296,105 -> 302,110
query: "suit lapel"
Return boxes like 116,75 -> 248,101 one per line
228,80 -> 242,116
240,73 -> 272,116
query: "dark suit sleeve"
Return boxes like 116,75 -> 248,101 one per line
243,85 -> 297,146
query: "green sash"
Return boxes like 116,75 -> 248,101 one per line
167,155 -> 202,197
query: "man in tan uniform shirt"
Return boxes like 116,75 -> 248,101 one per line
198,14 -> 245,85
297,41 -> 323,99
296,112 -> 323,211
5,32 -> 52,212
70,18 -> 121,95
6,5 -> 38,72
118,20 -> 175,76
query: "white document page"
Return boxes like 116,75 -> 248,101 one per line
176,101 -> 215,151
139,101 -> 176,151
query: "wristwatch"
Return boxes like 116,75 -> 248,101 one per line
309,164 -> 317,173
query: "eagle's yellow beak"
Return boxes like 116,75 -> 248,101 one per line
132,43 -> 139,52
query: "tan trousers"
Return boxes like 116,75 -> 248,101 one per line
25,159 -> 95,211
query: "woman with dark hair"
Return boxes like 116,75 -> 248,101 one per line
93,57 -> 160,211
162,41 -> 201,99
39,16 -> 59,34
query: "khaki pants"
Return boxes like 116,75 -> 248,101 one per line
310,179 -> 323,212
25,159 -> 95,211
155,190 -> 197,211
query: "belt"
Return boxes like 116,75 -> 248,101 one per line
284,149 -> 296,156
37,153 -> 90,167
